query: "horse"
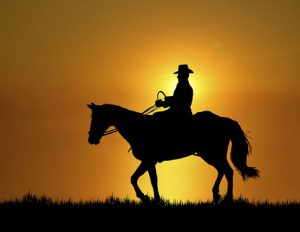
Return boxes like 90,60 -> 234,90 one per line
87,103 -> 259,203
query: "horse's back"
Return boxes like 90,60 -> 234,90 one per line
143,110 -> 223,143
146,110 -> 223,134
193,110 -> 220,121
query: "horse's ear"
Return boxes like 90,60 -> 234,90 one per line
87,103 -> 97,110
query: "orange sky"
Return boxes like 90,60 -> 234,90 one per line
0,0 -> 299,202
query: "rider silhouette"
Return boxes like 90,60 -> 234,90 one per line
154,64 -> 194,120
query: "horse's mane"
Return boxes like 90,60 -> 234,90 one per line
102,104 -> 148,119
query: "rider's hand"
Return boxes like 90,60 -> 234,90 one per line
155,99 -> 163,107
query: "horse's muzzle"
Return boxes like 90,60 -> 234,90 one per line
88,136 -> 100,145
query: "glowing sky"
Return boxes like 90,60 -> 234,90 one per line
0,0 -> 299,202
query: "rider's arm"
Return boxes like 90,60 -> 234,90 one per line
155,96 -> 174,108
162,96 -> 174,108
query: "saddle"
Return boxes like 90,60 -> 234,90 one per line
149,110 -> 217,140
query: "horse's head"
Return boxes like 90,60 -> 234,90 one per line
87,103 -> 110,145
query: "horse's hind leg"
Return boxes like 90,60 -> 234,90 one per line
212,168 -> 224,203
224,162 -> 234,201
131,162 -> 149,203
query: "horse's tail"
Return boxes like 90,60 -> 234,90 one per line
228,119 -> 260,181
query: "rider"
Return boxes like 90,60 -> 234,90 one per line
154,64 -> 194,120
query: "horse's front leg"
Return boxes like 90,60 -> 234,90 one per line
148,163 -> 160,203
131,162 -> 150,203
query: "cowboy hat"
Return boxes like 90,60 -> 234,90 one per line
174,64 -> 193,74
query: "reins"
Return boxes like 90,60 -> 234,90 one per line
102,91 -> 166,136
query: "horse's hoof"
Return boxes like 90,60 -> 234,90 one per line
141,194 -> 150,203
213,193 -> 221,204
223,195 -> 233,203
153,197 -> 161,204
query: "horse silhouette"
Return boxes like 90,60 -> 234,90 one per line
87,103 -> 259,203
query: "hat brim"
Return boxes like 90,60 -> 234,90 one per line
174,69 -> 194,74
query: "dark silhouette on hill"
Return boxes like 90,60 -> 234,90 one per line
87,103 -> 260,203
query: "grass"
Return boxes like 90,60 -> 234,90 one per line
2,192 -> 299,208
1,193 -> 299,231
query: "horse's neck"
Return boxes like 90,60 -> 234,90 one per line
106,104 -> 144,141
105,104 -> 141,128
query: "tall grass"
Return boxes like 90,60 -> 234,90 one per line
1,192 -> 299,209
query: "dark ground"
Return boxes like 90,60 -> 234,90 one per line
1,194 -> 299,231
